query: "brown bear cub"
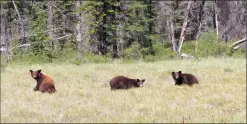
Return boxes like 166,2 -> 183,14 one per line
109,76 -> 145,90
172,71 -> 199,86
30,69 -> 56,93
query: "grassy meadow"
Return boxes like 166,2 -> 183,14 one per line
1,57 -> 246,123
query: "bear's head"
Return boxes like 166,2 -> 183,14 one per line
136,79 -> 145,87
172,71 -> 182,81
30,69 -> 42,80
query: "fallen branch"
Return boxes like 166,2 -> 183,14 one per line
180,53 -> 194,59
54,34 -> 71,40
11,44 -> 30,50
0,44 -> 30,52
229,38 -> 246,47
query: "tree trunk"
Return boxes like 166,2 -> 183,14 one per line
148,0 -> 153,49
47,1 -> 58,51
75,1 -> 87,61
98,0 -> 107,56
112,2 -> 119,58
0,2 -> 10,63
229,38 -> 246,48
14,0 -> 29,54
170,16 -> 176,51
195,0 -> 205,53
1,3 -> 6,47
213,0 -> 219,40
177,1 -> 192,53
76,1 -> 83,61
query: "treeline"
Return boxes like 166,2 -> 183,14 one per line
0,0 -> 246,64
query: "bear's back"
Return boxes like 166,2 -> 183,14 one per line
41,73 -> 55,85
110,76 -> 130,85
183,73 -> 199,84
39,73 -> 56,93
110,76 -> 137,89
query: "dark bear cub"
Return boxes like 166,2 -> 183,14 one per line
172,71 -> 199,86
109,76 -> 145,90
30,69 -> 56,93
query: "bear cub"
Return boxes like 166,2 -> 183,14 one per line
109,76 -> 145,90
30,69 -> 56,93
172,71 -> 199,86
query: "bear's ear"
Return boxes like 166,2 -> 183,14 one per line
178,71 -> 182,74
137,79 -> 140,82
37,69 -> 41,73
172,72 -> 175,75
30,70 -> 33,73
142,79 -> 145,82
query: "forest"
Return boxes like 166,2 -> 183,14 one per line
0,0 -> 246,65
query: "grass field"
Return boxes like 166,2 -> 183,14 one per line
1,57 -> 246,123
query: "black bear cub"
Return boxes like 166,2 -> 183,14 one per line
30,69 -> 56,93
109,76 -> 145,90
172,71 -> 199,86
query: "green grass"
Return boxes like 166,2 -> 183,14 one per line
1,57 -> 246,123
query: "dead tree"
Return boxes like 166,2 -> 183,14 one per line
0,2 -> 10,63
12,0 -> 29,54
213,0 -> 219,40
177,1 -> 193,53
195,0 -> 205,53
47,1 -> 59,52
229,38 -> 246,51
75,1 -> 88,61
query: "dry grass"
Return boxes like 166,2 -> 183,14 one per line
1,57 -> 246,123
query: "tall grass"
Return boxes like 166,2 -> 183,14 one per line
1,57 -> 246,123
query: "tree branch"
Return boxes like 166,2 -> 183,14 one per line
229,38 -> 246,47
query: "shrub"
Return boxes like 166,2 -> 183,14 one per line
123,42 -> 141,60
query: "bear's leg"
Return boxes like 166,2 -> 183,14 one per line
39,85 -> 46,93
119,82 -> 126,89
47,86 -> 56,93
47,89 -> 52,93
33,85 -> 39,91
111,86 -> 116,90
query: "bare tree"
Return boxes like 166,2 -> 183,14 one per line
112,1 -> 119,58
75,1 -> 88,61
0,2 -> 9,63
169,12 -> 176,51
195,0 -> 205,53
12,0 -> 29,54
159,1 -> 177,51
177,1 -> 193,53
47,1 -> 59,51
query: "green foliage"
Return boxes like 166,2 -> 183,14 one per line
196,32 -> 229,57
4,1 -> 245,66
123,42 -> 141,60
28,2 -> 52,59
182,32 -> 237,58
83,52 -> 110,63
143,42 -> 177,62
228,49 -> 246,58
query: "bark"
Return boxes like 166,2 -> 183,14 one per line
148,0 -> 153,49
0,2 -> 9,63
195,0 -> 205,53
47,1 -> 59,51
229,38 -> 246,47
112,2 -> 119,58
0,3 -> 6,48
213,0 -> 219,40
13,0 -> 29,54
76,1 -> 83,61
170,15 -> 176,51
177,1 -> 192,53
19,0 -> 29,54
98,0 -> 107,56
